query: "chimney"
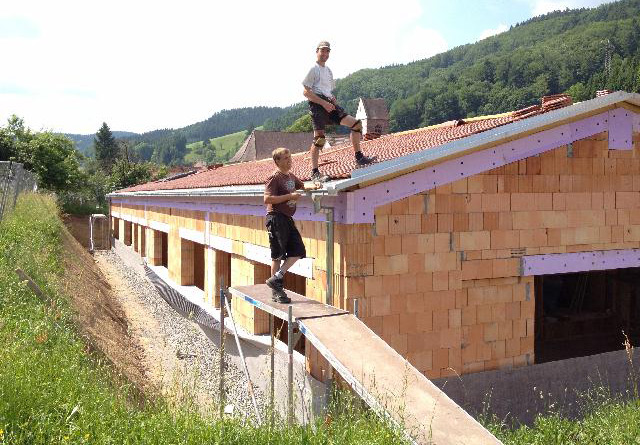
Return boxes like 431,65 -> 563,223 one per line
356,98 -> 389,140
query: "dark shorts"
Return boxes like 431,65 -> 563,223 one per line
308,94 -> 348,131
266,212 -> 306,261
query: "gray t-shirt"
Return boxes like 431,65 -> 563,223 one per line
302,63 -> 335,98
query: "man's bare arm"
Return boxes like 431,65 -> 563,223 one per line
303,86 -> 335,112
264,193 -> 301,205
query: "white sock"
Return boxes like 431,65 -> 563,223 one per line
274,270 -> 285,280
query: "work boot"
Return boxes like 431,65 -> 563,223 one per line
355,153 -> 376,166
266,275 -> 284,292
310,170 -> 330,183
267,276 -> 291,304
271,290 -> 291,304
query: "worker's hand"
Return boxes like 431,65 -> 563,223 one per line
289,192 -> 302,200
323,101 -> 336,113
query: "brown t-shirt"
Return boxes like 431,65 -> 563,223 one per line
265,170 -> 304,217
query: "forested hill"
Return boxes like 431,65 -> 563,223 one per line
134,106 -> 283,144
65,131 -> 137,155
264,0 -> 640,132
65,106 -> 283,157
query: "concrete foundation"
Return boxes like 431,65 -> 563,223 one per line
435,346 -> 640,425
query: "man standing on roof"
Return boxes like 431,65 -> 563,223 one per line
264,147 -> 321,303
303,41 -> 375,183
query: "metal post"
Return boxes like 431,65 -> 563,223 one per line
224,290 -> 262,424
354,298 -> 359,318
325,207 -> 334,306
270,313 -> 275,427
219,276 -> 225,418
287,305 -> 294,425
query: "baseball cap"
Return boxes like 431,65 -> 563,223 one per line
317,41 -> 331,50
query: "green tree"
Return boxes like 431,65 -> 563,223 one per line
109,159 -> 154,190
286,114 -> 313,132
93,122 -> 119,171
0,115 -> 33,161
25,132 -> 83,192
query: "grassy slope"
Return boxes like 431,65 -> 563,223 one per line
487,398 -> 640,444
185,130 -> 247,164
0,194 -> 406,444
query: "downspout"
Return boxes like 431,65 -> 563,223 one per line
313,194 -> 334,307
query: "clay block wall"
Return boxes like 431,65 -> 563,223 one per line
230,254 -> 271,334
205,248 -> 231,308
343,131 -> 640,379
146,228 -> 163,266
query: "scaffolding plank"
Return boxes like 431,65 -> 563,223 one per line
229,284 -> 347,322
229,284 -> 501,444
301,315 -> 501,445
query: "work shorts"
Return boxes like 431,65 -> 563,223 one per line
266,212 -> 306,261
308,95 -> 348,131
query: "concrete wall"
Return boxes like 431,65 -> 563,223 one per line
434,347 -> 640,425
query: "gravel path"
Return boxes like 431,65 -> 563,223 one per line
94,249 -> 266,421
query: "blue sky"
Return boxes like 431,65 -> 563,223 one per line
0,0 -> 614,134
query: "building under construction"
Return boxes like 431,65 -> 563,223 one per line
108,92 -> 640,443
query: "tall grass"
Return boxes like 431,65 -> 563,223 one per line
0,194 -> 406,444
484,337 -> 640,444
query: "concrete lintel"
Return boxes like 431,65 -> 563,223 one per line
522,248 -> 640,276
149,220 -> 170,233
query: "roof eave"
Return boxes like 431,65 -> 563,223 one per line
107,184 -> 333,199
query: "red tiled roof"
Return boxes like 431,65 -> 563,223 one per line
119,95 -> 572,193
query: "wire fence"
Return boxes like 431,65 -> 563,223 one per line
0,161 -> 38,221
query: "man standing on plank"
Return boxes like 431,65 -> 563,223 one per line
264,147 -> 321,303
303,41 -> 375,183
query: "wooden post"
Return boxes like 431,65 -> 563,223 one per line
270,313 -> 275,427
287,305 -> 294,425
219,276 -> 225,418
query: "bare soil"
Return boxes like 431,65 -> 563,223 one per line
59,226 -> 150,393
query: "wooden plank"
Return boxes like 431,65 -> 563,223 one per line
301,315 -> 502,445
229,284 -> 347,322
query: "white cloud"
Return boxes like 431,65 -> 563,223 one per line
477,24 -> 509,41
0,0 -> 448,134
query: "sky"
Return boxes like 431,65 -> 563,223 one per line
0,0 -> 615,135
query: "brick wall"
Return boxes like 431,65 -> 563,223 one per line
345,131 -> 640,379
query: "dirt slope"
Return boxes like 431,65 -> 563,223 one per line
59,226 -> 150,393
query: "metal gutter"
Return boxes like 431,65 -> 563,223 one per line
326,91 -> 640,193
107,184 -> 332,199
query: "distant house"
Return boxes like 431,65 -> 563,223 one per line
229,130 -> 314,163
